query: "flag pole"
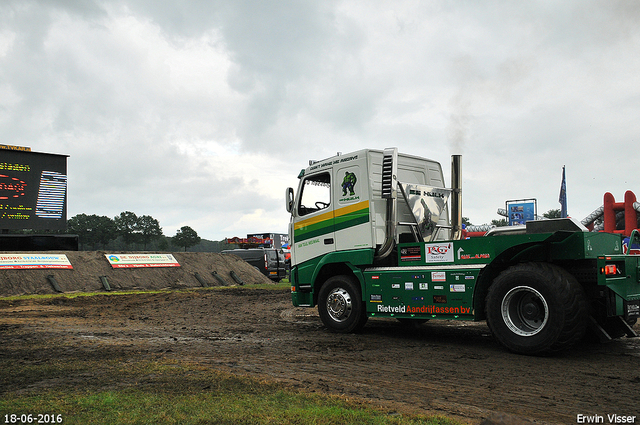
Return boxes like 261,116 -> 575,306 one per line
559,166 -> 567,218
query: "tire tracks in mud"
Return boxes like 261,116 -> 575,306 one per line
1,288 -> 639,425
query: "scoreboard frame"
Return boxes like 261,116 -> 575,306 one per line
1,148 -> 69,231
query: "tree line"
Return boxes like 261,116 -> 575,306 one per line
65,211 -> 224,252
11,208 -> 566,252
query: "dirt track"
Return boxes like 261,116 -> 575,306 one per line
1,287 -> 639,424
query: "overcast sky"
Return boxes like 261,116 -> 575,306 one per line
1,1 -> 639,241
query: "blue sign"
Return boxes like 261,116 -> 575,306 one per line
507,200 -> 536,226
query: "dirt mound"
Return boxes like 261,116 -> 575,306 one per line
0,251 -> 274,297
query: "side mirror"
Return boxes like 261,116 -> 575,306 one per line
285,187 -> 295,213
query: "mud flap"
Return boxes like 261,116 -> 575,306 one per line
589,316 -> 613,342
618,315 -> 638,338
589,315 -> 638,342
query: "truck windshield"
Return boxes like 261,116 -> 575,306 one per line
298,172 -> 330,216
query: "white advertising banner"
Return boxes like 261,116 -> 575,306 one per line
105,253 -> 180,268
424,242 -> 454,263
0,253 -> 73,269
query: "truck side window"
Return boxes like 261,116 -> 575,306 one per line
298,172 -> 331,216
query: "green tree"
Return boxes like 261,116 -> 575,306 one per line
543,209 -> 561,219
172,226 -> 201,252
157,236 -> 170,251
138,215 -> 163,249
115,211 -> 139,249
67,213 -> 92,250
93,215 -> 117,248
491,218 -> 508,227
67,214 -> 117,250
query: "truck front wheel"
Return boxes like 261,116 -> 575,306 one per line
317,275 -> 367,333
486,263 -> 588,355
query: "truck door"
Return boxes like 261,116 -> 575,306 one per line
334,163 -> 372,251
292,171 -> 335,265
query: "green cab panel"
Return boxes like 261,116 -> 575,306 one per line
363,267 -> 480,320
290,248 -> 375,307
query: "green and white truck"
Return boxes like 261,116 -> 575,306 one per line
285,148 -> 639,355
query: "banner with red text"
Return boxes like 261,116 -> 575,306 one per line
104,253 -> 180,268
0,253 -> 73,269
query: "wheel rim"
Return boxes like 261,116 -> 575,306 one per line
326,287 -> 353,323
501,286 -> 549,336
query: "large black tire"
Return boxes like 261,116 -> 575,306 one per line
317,275 -> 368,333
486,263 -> 588,355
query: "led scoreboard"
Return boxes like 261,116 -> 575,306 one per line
0,146 -> 68,231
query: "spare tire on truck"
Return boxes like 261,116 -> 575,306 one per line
485,262 -> 588,355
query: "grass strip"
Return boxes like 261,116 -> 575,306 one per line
0,359 -> 461,425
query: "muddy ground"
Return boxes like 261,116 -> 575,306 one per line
1,282 -> 639,424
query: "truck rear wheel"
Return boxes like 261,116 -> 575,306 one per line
317,275 -> 367,333
486,263 -> 588,355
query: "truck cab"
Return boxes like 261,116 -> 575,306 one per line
287,148 -> 450,269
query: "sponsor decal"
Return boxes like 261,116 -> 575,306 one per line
408,189 -> 447,199
461,253 -> 491,260
339,195 -> 360,202
434,285 -> 444,290
308,154 -> 359,172
450,284 -> 466,292
297,238 -> 320,248
419,283 -> 428,290
457,247 -> 490,260
371,275 -> 380,280
433,295 -> 447,303
392,283 -> 400,289
0,253 -> 72,269
370,294 -> 382,302
431,271 -> 446,282
377,305 -> 406,313
404,282 -> 414,290
377,304 -> 472,314
424,242 -> 454,263
341,170 -> 357,196
400,246 -> 422,262
339,168 -> 360,202
452,272 -> 476,281
406,305 -> 472,314
412,296 -> 424,301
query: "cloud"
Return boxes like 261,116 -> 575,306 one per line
1,0 -> 639,239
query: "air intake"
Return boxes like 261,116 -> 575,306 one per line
381,148 -> 397,199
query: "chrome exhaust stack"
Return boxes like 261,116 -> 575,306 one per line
450,155 -> 462,240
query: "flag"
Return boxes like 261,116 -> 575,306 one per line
559,166 -> 567,218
